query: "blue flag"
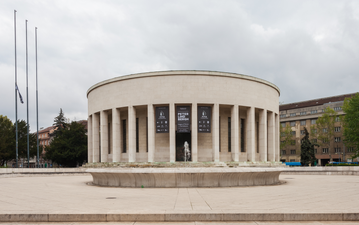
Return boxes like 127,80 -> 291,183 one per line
15,84 -> 24,104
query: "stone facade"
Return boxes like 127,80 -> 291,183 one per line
87,70 -> 280,163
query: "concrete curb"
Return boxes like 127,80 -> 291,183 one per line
0,213 -> 358,222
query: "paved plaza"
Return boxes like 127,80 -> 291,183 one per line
1,222 -> 359,225
0,174 -> 358,223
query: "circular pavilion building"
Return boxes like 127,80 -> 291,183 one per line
87,70 -> 280,163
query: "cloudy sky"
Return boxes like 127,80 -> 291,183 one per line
1,0 -> 358,132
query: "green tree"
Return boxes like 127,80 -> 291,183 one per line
45,121 -> 87,167
15,120 -> 38,160
0,117 -> 38,167
300,127 -> 318,166
52,108 -> 67,137
280,124 -> 292,150
342,93 -> 359,159
311,107 -> 338,162
0,115 -> 14,166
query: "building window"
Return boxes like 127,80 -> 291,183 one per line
334,107 -> 342,111
291,140 -> 296,145
322,109 -> 325,113
335,147 -> 341,153
281,150 -> 286,155
322,148 -> 329,153
228,117 -> 231,152
290,150 -> 296,155
122,119 -> 126,153
300,112 -> 306,116
335,116 -> 340,122
311,110 -> 317,114
334,127 -> 341,132
290,159 -> 295,162
323,128 -> 328,133
312,139 -> 317,143
311,119 -> 316,125
281,122 -> 286,128
290,121 -> 296,127
300,130 -> 305,135
335,137 -> 341,142
312,129 -> 317,134
241,119 -> 245,152
290,113 -> 296,117
300,120 -> 306,126
291,131 -> 296,136
323,138 -> 329,143
136,118 -> 139,153
314,149 -> 317,154
347,147 -> 354,152
280,114 -> 286,118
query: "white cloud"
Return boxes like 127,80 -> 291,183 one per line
0,0 -> 358,130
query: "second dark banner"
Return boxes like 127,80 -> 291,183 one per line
177,106 -> 190,133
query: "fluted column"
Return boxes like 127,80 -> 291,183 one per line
100,110 -> 108,162
148,104 -> 155,162
231,105 -> 239,161
170,103 -> 176,162
87,115 -> 93,163
128,106 -> 136,162
268,111 -> 275,162
112,108 -> 121,162
92,113 -> 99,162
191,103 -> 198,162
259,109 -> 267,162
212,103 -> 219,162
246,107 -> 255,162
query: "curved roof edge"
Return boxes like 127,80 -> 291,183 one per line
87,70 -> 280,97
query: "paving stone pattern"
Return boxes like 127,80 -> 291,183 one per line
0,174 -> 358,222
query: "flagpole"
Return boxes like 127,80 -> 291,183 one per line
14,10 -> 18,168
26,19 -> 30,168
35,27 -> 39,168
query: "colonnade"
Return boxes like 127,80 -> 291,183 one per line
87,103 -> 279,163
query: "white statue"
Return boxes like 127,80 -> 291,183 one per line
184,141 -> 190,162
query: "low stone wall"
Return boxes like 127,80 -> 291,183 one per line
0,168 -> 87,177
282,166 -> 359,175
1,212 -> 358,222
1,166 -> 358,177
88,167 -> 283,187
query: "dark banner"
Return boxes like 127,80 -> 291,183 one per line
156,106 -> 169,133
198,106 -> 211,133
177,106 -> 191,133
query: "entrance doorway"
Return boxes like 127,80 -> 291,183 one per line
176,132 -> 191,161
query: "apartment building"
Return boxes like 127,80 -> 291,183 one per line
279,93 -> 357,166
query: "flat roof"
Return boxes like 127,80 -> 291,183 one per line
87,70 -> 280,97
280,92 -> 358,111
